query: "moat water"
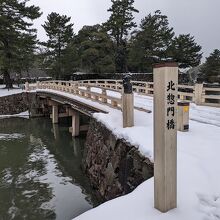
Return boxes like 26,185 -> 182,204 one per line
0,117 -> 96,220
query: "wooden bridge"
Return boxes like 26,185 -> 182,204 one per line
26,79 -> 220,137
29,79 -> 220,107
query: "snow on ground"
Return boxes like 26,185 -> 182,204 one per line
74,118 -> 220,220
73,90 -> 219,220
0,111 -> 30,119
0,85 -> 23,97
33,88 -> 220,220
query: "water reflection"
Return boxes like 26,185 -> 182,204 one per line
0,117 -> 96,220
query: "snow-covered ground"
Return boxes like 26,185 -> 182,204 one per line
75,118 -> 220,220
34,88 -> 220,220
0,111 -> 29,119
0,85 -> 23,97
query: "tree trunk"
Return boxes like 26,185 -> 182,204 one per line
3,69 -> 13,89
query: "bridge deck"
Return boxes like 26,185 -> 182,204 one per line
37,91 -> 108,116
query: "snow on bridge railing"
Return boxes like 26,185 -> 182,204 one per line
28,80 -> 124,111
27,80 -> 220,108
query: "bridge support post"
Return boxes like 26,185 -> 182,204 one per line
122,75 -> 134,128
153,62 -> 178,213
52,124 -> 60,140
52,105 -> 59,124
69,110 -> 80,137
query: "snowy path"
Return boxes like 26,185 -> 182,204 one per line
74,118 -> 220,220
134,94 -> 220,127
87,87 -> 220,128
0,85 -> 23,97
71,89 -> 220,220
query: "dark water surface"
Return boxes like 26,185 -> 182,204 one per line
0,117 -> 96,220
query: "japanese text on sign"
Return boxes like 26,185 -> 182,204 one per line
166,80 -> 176,130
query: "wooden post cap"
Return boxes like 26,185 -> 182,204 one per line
153,62 -> 178,69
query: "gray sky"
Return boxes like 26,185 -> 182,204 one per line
31,0 -> 220,61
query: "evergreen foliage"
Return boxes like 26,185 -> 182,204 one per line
169,34 -> 202,68
200,49 -> 220,82
76,24 -> 115,73
42,12 -> 74,78
0,0 -> 41,88
128,10 -> 174,72
105,0 -> 139,72
0,0 -> 205,82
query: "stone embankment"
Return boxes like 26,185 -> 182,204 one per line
0,92 -> 49,116
84,119 -> 154,201
0,93 -> 29,115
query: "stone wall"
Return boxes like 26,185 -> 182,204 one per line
84,119 -> 154,201
0,92 -> 50,116
0,93 -> 29,115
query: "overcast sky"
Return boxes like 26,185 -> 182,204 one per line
31,0 -> 220,61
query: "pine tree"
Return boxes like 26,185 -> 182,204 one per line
200,49 -> 220,82
60,42 -> 80,76
0,0 -> 41,88
105,0 -> 139,73
76,24 -> 115,73
169,34 -> 202,68
128,10 -> 174,72
42,12 -> 74,79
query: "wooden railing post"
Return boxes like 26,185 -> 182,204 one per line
145,83 -> 149,95
153,62 -> 178,213
25,82 -> 30,91
86,86 -> 91,98
122,75 -> 134,128
36,81 -> 40,89
194,83 -> 204,105
102,89 -> 107,103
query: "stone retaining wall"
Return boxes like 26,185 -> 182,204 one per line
0,92 -> 49,116
84,119 -> 154,201
0,93 -> 29,115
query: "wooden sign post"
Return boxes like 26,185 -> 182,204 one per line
153,62 -> 178,212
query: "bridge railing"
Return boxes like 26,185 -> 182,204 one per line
32,80 -> 122,110
28,80 -> 220,108
76,79 -> 155,96
76,80 -> 220,108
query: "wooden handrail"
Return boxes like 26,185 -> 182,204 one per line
32,81 -> 122,110
28,80 -> 220,108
